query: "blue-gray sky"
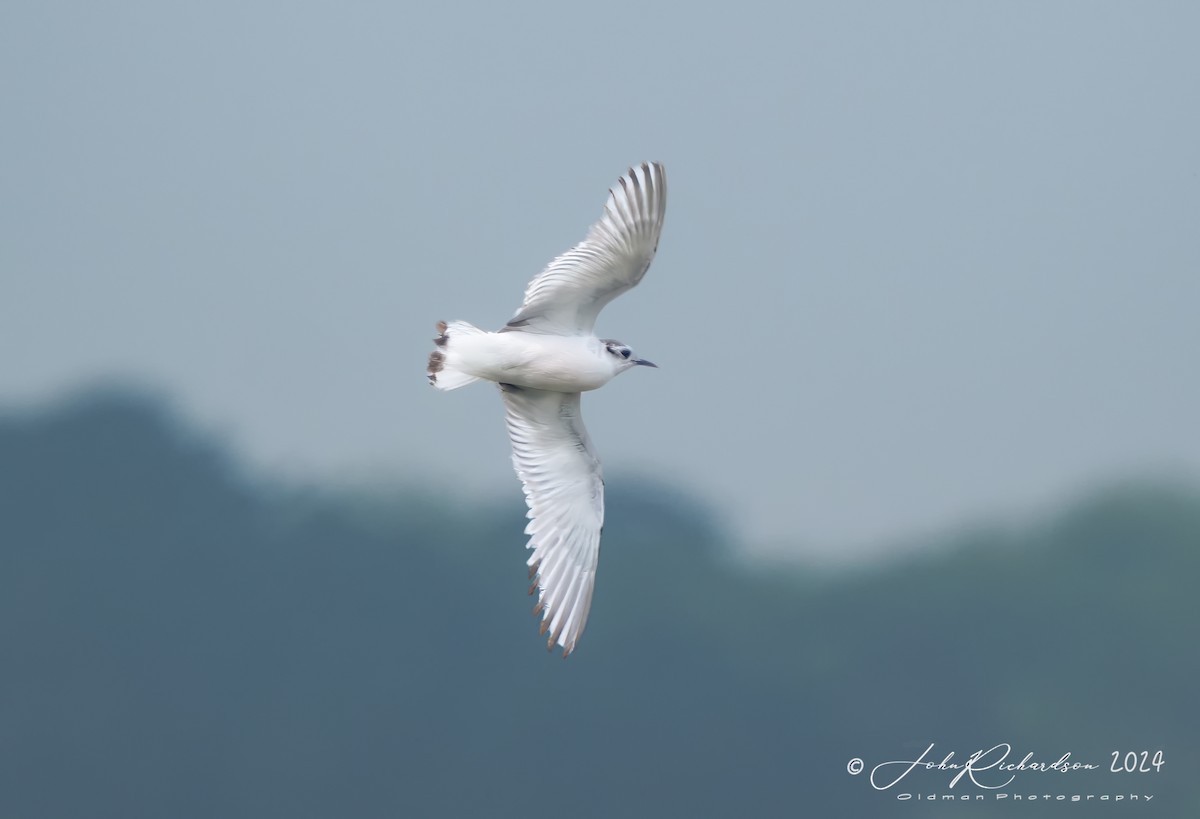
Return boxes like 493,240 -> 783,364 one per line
3,2 -> 1197,558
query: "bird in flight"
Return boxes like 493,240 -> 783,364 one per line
427,162 -> 668,656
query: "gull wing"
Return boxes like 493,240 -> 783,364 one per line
502,162 -> 667,336
501,385 -> 604,656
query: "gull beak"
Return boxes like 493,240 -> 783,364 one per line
634,358 -> 658,368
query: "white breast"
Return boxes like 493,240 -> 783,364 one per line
453,332 -> 613,392
497,334 -> 614,392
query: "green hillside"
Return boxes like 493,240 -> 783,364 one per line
1,389 -> 1195,817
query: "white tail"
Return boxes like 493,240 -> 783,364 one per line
427,320 -> 485,391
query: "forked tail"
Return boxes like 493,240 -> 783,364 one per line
427,320 -> 485,390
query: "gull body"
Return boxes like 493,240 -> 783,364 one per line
425,161 -> 667,656
435,330 -> 641,393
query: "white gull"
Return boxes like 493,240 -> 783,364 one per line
426,162 -> 667,656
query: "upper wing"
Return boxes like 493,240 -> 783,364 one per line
502,162 -> 667,336
501,385 -> 604,656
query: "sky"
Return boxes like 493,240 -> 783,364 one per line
2,1 -> 1197,559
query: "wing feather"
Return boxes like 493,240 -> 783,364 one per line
502,162 -> 667,336
501,386 -> 603,656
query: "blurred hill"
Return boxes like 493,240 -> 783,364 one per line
1,388 -> 1196,817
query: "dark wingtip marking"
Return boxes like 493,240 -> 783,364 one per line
532,600 -> 544,616
433,321 -> 448,347
427,351 -> 445,384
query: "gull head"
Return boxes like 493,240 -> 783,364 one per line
602,338 -> 657,374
